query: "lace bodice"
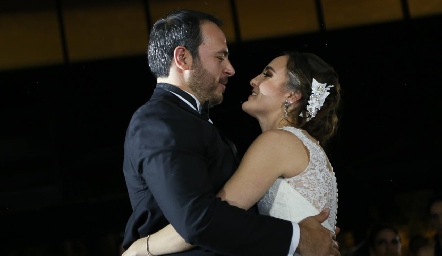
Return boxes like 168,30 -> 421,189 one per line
257,126 -> 338,232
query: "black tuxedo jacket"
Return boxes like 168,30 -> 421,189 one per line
122,83 -> 293,255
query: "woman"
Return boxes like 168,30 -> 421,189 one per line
368,223 -> 402,256
416,193 -> 442,256
122,51 -> 341,255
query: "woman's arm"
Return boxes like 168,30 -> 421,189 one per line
217,129 -> 306,209
122,129 -> 305,256
122,224 -> 194,256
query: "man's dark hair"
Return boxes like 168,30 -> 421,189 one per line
147,9 -> 223,78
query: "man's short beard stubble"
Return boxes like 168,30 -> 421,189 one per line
188,58 -> 224,108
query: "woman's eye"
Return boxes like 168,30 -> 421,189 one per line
262,71 -> 271,77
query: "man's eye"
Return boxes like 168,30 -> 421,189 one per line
217,56 -> 225,61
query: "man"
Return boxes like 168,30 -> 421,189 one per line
122,9 -> 339,255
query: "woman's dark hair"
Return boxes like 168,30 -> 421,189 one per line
284,51 -> 341,144
367,223 -> 400,248
147,9 -> 223,78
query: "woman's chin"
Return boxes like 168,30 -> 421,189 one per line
241,102 -> 253,115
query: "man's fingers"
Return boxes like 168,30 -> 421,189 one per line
298,214 -> 340,256
330,238 -> 340,256
331,245 -> 341,256
314,209 -> 330,222
334,226 -> 340,235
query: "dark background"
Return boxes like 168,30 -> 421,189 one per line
1,5 -> 442,256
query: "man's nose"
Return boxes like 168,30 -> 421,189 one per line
224,60 -> 235,76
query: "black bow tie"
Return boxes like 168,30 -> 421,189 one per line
156,83 -> 210,120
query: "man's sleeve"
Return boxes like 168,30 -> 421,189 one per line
288,222 -> 300,255
143,145 -> 294,255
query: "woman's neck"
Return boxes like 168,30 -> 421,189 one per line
258,116 -> 292,132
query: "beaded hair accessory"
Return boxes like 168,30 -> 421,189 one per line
300,78 -> 334,122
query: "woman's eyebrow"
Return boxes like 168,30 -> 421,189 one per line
264,66 -> 276,73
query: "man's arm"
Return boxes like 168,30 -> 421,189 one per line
143,149 -> 292,255
142,126 -> 339,255
139,118 -> 293,255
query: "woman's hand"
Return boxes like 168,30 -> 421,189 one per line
121,224 -> 194,256
121,238 -> 146,256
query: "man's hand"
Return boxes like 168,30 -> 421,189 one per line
296,209 -> 340,256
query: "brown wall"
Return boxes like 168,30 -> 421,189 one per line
1,0 -> 441,70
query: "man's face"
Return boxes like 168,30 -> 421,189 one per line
372,229 -> 401,256
187,22 -> 235,107
430,201 -> 442,236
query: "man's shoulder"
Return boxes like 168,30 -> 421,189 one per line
128,100 -> 213,138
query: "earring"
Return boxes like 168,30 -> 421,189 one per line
284,100 -> 292,118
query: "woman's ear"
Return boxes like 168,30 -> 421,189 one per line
287,91 -> 302,103
173,46 -> 191,71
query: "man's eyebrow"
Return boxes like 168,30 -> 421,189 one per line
217,50 -> 229,57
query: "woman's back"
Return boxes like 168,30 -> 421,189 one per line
258,126 -> 338,232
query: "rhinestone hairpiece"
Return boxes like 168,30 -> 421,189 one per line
300,78 -> 334,122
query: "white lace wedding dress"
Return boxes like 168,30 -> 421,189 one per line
257,127 -> 338,254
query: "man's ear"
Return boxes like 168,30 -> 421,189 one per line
173,46 -> 191,71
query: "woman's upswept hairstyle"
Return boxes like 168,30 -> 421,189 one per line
147,9 -> 223,78
284,51 -> 341,144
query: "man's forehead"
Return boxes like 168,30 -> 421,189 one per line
201,23 -> 227,44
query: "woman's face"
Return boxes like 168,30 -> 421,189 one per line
371,229 -> 401,256
242,55 -> 291,119
430,201 -> 442,236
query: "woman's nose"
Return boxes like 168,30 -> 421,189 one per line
250,76 -> 260,87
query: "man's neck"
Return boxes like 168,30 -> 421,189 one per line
157,78 -> 195,97
157,81 -> 203,112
